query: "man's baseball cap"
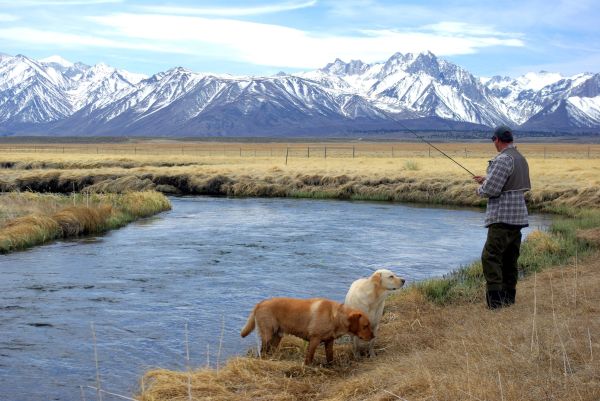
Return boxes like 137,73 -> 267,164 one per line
492,125 -> 514,142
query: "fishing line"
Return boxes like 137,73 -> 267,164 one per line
389,116 -> 476,177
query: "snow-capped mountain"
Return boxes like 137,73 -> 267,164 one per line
483,71 -> 596,126
300,51 -> 507,127
0,51 -> 598,137
0,54 -> 144,131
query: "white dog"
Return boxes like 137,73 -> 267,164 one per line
344,269 -> 405,357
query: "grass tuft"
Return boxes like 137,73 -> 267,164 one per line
0,191 -> 171,253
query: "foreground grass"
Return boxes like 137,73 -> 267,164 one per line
138,242 -> 600,401
0,191 -> 171,253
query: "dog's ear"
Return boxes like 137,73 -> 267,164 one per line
348,312 -> 362,334
371,271 -> 382,285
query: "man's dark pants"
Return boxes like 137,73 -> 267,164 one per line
481,223 -> 522,294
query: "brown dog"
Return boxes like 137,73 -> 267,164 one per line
241,297 -> 374,364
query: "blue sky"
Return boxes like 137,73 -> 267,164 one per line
0,0 -> 598,78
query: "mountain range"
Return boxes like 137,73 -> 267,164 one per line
1,51 -> 599,137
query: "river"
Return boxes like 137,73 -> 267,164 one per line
0,196 -> 551,401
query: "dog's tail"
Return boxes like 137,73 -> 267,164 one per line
240,306 -> 257,337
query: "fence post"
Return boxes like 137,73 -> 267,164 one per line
392,146 -> 394,157
285,147 -> 289,165
352,146 -> 355,158
544,147 -> 546,159
307,146 -> 310,158
465,148 -> 467,158
588,146 -> 590,159
324,146 -> 327,159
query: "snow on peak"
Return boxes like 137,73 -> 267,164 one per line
516,71 -> 564,91
319,58 -> 371,77
118,70 -> 147,84
89,62 -> 114,74
40,55 -> 74,68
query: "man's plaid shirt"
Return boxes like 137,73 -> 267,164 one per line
477,145 -> 529,227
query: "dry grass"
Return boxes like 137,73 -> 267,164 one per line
0,192 -> 67,223
1,141 -> 599,209
0,191 -> 171,253
137,250 -> 600,401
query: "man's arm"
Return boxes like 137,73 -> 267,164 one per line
476,156 -> 512,198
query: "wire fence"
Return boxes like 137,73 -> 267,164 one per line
0,143 -> 599,159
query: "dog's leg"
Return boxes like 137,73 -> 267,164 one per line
259,326 -> 273,356
305,337 -> 320,365
270,334 -> 282,352
368,338 -> 376,358
351,335 -> 361,358
324,339 -> 334,364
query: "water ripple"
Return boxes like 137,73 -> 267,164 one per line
0,196 -> 551,401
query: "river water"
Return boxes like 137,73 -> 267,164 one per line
0,197 -> 551,401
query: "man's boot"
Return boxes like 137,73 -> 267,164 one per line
504,289 -> 516,305
486,290 -> 504,309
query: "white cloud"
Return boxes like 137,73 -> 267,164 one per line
139,0 -> 317,17
0,12 -> 525,70
0,13 -> 19,22
0,0 -> 122,5
0,27 -> 191,54
421,22 -> 522,39
84,13 -> 523,68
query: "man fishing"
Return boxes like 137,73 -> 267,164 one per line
473,125 -> 531,309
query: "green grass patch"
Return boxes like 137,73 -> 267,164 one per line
403,160 -> 420,171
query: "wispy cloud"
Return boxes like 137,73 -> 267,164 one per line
421,22 -> 523,39
0,13 -> 19,21
0,27 -> 189,54
139,0 -> 317,17
0,0 -> 122,5
78,13 -> 523,68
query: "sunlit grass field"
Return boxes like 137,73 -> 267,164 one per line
1,142 -> 599,209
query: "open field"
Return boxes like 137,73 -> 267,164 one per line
1,141 -> 600,159
1,141 -> 599,210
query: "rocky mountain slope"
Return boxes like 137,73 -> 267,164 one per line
0,51 -> 598,136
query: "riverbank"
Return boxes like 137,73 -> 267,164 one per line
137,219 -> 600,401
0,191 -> 171,253
1,149 -> 599,210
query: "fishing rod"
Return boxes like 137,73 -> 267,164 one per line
390,116 -> 476,177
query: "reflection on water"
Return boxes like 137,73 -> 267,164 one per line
0,196 -> 551,400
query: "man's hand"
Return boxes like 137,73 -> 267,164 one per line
473,175 -> 485,184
